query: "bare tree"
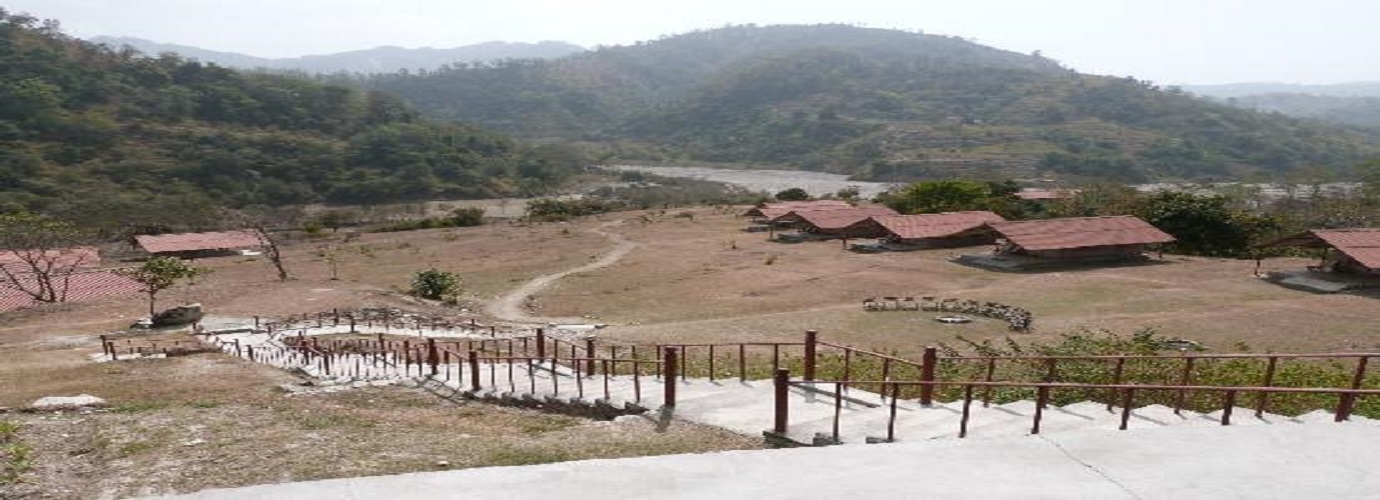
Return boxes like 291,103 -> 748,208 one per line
0,213 -> 94,304
224,207 -> 294,281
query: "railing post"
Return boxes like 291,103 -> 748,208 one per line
1220,390 -> 1237,425
1032,385 -> 1049,435
663,347 -> 678,407
803,330 -> 818,381
773,368 -> 790,434
1336,356 -> 1369,422
535,328 -> 546,359
427,338 -> 439,377
1256,356 -> 1278,418
919,346 -> 938,406
467,351 -> 481,392
585,337 -> 597,376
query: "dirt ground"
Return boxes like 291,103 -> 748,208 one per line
2,205 -> 1378,497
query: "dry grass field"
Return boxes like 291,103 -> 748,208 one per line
2,204 -> 1378,497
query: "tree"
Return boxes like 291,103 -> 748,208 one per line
118,256 -> 209,315
449,207 -> 485,227
774,187 -> 810,201
1137,191 -> 1279,257
878,180 -> 991,214
0,213 -> 93,304
411,268 -> 461,301
315,210 -> 356,233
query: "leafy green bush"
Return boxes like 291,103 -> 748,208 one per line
410,269 -> 461,301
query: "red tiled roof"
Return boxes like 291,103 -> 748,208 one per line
988,216 -> 1174,251
870,211 -> 1006,240
1312,229 -> 1380,269
135,230 -> 264,254
0,246 -> 100,269
0,269 -> 142,312
747,200 -> 854,219
794,206 -> 900,230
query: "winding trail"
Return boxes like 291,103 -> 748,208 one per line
485,221 -> 638,325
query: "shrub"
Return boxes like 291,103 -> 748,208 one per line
411,269 -> 461,301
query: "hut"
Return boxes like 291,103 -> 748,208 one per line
134,229 -> 266,259
959,216 -> 1174,270
743,200 -> 853,223
1263,228 -> 1380,275
782,206 -> 899,241
847,211 -> 1006,249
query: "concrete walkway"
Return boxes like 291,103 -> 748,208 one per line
163,424 -> 1380,499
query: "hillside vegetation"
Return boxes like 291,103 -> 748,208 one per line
359,24 -> 1380,183
0,10 -> 586,217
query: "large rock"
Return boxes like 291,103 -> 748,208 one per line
30,394 -> 106,410
152,303 -> 204,327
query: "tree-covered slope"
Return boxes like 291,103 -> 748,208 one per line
362,24 -> 1380,183
0,10 -> 585,214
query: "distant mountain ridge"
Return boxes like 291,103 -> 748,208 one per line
89,36 -> 585,74
1182,82 -> 1380,129
1183,82 -> 1380,99
358,24 -> 1380,183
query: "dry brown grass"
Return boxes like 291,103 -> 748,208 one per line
0,349 -> 758,499
2,206 -> 1378,497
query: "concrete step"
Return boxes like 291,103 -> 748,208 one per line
675,384 -> 847,436
1202,408 -> 1301,426
786,400 -> 948,445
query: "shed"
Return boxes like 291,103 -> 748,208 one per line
743,200 -> 853,221
849,211 -> 1006,248
986,216 -> 1174,262
1263,228 -> 1380,274
787,206 -> 900,239
134,229 -> 266,258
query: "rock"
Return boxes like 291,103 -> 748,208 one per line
612,415 -> 643,424
435,460 -> 451,468
30,394 -> 106,410
151,303 -> 204,327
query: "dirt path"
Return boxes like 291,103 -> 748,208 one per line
485,221 -> 638,324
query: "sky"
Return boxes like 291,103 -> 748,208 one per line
4,0 -> 1378,85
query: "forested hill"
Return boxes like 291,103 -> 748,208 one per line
0,10 -> 586,218
359,24 -> 1380,183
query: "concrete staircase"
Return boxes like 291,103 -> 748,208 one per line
420,368 -> 1377,445
198,320 -> 1375,445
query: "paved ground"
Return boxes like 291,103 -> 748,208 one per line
163,423 -> 1379,499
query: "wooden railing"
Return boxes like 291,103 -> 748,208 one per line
775,372 -> 1380,443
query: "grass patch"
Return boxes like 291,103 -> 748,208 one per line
0,420 -> 32,485
484,445 -> 574,467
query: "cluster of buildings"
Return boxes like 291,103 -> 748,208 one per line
744,200 -> 1380,283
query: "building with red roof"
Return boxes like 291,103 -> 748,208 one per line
785,206 -> 900,239
976,216 -> 1174,266
1264,228 -> 1380,274
134,229 -> 265,258
846,211 -> 1006,248
743,200 -> 854,221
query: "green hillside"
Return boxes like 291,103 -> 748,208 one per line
0,9 -> 585,215
361,24 -> 1380,183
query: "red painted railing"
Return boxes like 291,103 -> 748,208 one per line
773,373 -> 1380,443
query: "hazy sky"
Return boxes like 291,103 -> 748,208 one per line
4,0 -> 1378,84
